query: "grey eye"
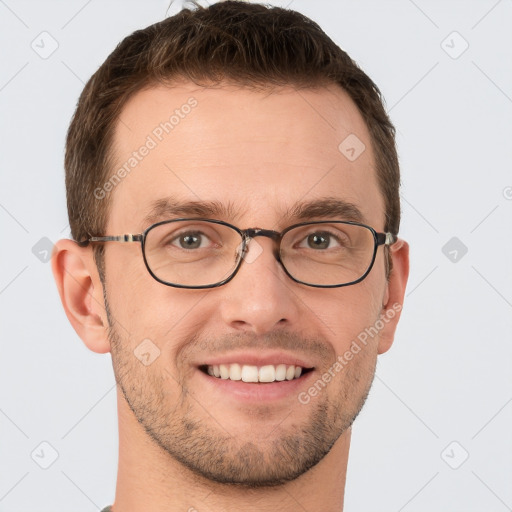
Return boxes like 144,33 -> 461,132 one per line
170,231 -> 209,250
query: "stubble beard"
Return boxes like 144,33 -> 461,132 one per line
104,293 -> 376,487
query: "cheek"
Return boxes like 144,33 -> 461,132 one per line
108,274 -> 147,322
109,273 -> 211,364
103,251 -> 163,344
104,244 -> 210,364
321,277 -> 385,354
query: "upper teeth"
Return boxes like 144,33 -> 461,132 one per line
206,364 -> 303,382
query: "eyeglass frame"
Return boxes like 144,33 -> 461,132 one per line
80,218 -> 398,289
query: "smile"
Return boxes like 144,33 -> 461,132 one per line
200,363 -> 314,383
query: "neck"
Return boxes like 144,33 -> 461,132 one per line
111,391 -> 350,512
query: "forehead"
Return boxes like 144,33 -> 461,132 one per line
107,82 -> 384,232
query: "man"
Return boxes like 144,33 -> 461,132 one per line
52,1 -> 409,510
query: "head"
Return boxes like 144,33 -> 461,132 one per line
53,0 -> 409,487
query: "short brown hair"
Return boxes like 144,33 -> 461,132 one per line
66,0 -> 400,276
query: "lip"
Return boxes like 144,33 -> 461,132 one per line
196,365 -> 316,402
197,350 -> 315,369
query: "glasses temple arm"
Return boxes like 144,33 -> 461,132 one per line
77,234 -> 143,245
376,232 -> 398,246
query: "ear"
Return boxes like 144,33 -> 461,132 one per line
377,237 -> 410,355
51,239 -> 111,354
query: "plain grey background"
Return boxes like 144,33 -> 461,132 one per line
1,0 -> 511,510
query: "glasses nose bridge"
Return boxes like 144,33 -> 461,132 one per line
241,228 -> 282,260
244,227 -> 281,240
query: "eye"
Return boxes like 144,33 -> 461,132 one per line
170,231 -> 212,250
297,230 -> 348,250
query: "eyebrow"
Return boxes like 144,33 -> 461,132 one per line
140,196 -> 366,230
284,197 -> 366,224
141,197 -> 242,228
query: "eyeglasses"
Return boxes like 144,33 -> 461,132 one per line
82,218 -> 397,289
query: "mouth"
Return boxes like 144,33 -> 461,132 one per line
199,363 -> 314,383
194,351 -> 318,403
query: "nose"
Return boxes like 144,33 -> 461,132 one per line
217,237 -> 301,335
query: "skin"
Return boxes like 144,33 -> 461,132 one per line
52,82 -> 409,512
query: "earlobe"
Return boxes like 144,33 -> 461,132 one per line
377,238 -> 410,355
51,239 -> 111,354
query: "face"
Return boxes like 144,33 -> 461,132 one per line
102,82 -> 391,485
